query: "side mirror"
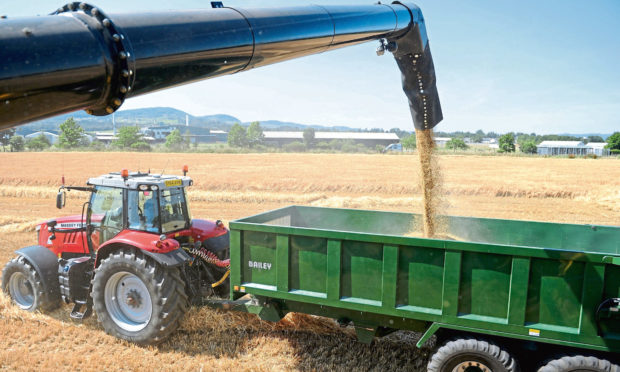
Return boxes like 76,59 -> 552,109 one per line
56,191 -> 66,209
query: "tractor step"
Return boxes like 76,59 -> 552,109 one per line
70,302 -> 92,320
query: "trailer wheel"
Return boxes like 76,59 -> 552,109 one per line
427,338 -> 519,372
1,256 -> 57,312
91,249 -> 188,345
538,355 -> 620,372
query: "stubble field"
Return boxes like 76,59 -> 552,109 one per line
0,152 -> 618,371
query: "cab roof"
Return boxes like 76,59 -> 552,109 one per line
87,172 -> 192,190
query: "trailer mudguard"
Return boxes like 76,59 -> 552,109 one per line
14,245 -> 61,304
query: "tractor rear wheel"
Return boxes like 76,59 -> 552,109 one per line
1,256 -> 57,312
91,249 -> 188,345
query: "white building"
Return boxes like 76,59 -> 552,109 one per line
586,142 -> 612,156
24,131 -> 59,144
263,131 -> 399,147
536,141 -> 610,156
433,137 -> 452,147
141,126 -> 175,140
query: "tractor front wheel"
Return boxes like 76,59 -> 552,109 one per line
2,256 -> 57,312
91,249 -> 188,345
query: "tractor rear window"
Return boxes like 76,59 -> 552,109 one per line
128,190 -> 159,233
160,187 -> 190,233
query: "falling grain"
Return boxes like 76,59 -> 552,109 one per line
415,129 -> 442,238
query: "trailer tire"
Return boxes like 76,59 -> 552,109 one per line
2,256 -> 58,312
91,249 -> 188,345
538,355 -> 620,372
427,338 -> 519,372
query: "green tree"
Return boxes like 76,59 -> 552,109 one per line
184,129 -> 192,148
586,135 -> 604,143
471,129 -> 485,143
114,126 -> 150,150
283,141 -> 305,152
26,133 -> 51,151
0,128 -> 16,151
401,134 -> 417,151
605,132 -> 620,152
498,133 -> 515,153
58,117 -> 85,148
303,127 -> 316,149
389,128 -> 409,138
446,138 -> 469,151
247,122 -> 265,148
227,123 -> 248,148
520,140 -> 538,154
130,141 -> 152,152
9,135 -> 25,152
90,140 -> 106,151
165,129 -> 185,150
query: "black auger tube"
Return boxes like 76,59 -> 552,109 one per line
0,1 -> 441,130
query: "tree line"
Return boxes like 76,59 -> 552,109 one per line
2,118 -> 619,155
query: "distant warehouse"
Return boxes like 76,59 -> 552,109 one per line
263,131 -> 399,147
537,141 -> 610,156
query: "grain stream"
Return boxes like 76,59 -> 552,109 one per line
416,129 -> 443,237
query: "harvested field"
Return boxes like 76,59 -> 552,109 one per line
0,152 -> 619,371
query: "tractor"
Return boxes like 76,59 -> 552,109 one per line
1,167 -> 230,344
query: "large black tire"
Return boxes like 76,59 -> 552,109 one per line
91,249 -> 188,345
538,356 -> 620,372
428,338 -> 519,372
2,255 -> 58,312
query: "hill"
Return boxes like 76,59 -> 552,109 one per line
15,108 -> 242,135
15,107 -> 359,136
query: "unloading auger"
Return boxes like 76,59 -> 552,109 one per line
0,1 -> 442,130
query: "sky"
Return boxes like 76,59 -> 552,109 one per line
3,0 -> 620,134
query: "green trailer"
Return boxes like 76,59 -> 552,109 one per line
227,205 -> 620,372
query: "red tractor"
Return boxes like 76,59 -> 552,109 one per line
1,168 -> 230,344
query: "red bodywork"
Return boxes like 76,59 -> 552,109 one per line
37,214 -> 228,257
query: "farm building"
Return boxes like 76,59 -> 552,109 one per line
536,141 -> 611,156
586,142 -> 612,156
263,131 -> 399,147
24,131 -> 59,144
433,137 -> 452,147
141,126 -> 175,140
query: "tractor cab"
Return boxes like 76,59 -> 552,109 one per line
81,170 -> 193,250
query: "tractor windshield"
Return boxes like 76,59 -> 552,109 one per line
89,186 -> 124,248
160,187 -> 190,233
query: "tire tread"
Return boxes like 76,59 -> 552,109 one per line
91,248 -> 188,345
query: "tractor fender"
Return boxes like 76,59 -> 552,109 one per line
95,243 -> 191,268
203,230 -> 230,259
14,245 -> 61,304
142,248 -> 191,268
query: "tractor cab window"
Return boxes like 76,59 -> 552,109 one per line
128,190 -> 159,233
89,186 -> 124,246
160,187 -> 190,233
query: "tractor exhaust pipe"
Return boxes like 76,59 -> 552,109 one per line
0,1 -> 441,130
